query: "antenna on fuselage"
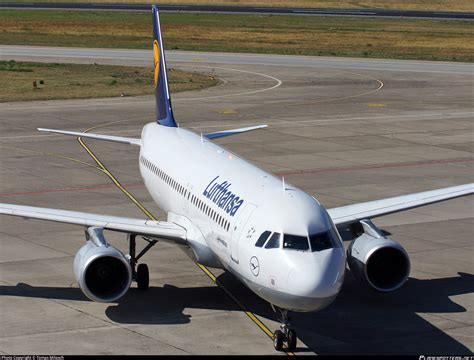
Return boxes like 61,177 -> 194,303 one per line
282,177 -> 286,192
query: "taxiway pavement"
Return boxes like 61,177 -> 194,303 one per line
0,49 -> 473,355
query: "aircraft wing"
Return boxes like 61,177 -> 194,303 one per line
327,183 -> 473,226
205,125 -> 268,140
0,203 -> 186,243
38,128 -> 141,146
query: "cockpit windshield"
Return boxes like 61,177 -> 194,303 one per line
257,227 -> 342,252
265,232 -> 281,249
309,228 -> 342,252
283,234 -> 310,251
255,231 -> 271,247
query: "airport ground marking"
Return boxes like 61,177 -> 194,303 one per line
174,66 -> 283,101
287,70 -> 384,107
0,144 -> 100,170
2,147 -> 471,199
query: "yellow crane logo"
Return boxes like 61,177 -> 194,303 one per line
153,40 -> 160,87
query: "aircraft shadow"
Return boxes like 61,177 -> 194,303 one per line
1,271 -> 472,354
217,271 -> 473,355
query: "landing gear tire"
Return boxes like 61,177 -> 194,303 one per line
271,305 -> 297,352
287,329 -> 297,351
136,263 -> 149,290
273,330 -> 284,352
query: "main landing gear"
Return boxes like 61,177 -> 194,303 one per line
272,306 -> 297,352
128,234 -> 158,290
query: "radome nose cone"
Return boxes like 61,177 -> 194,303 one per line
287,249 -> 345,309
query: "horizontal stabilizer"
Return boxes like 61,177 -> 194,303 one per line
328,183 -> 474,226
38,128 -> 141,146
204,124 -> 268,140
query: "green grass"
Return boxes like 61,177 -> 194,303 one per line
0,60 -> 219,102
0,10 -> 473,62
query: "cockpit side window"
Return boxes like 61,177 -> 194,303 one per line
309,228 -> 341,252
255,231 -> 271,247
283,234 -> 309,251
265,232 -> 281,249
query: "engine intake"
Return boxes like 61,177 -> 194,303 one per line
347,220 -> 410,292
74,227 -> 132,302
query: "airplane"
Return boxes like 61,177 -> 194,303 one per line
1,5 -> 472,352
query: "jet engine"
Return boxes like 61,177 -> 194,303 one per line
74,227 -> 132,302
347,220 -> 410,292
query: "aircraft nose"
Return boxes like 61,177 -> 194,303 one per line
287,249 -> 345,311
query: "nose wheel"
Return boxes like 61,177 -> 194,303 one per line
272,306 -> 297,352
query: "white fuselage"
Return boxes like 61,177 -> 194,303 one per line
139,123 -> 346,312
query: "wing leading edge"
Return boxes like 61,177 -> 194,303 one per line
0,203 -> 186,243
327,183 -> 473,226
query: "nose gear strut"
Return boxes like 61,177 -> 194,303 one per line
271,305 -> 297,352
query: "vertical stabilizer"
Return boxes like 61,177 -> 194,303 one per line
152,5 -> 177,127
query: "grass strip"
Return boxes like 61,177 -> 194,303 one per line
0,60 -> 218,102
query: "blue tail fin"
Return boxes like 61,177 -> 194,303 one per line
152,5 -> 177,127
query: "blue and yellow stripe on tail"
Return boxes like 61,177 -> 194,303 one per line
152,5 -> 177,127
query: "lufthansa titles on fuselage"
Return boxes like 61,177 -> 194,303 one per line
203,176 -> 244,216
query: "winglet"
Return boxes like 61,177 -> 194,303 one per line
152,5 -> 177,128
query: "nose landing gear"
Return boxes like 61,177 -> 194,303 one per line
272,306 -> 297,352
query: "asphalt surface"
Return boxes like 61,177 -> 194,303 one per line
0,49 -> 473,355
2,46 -> 473,75
1,2 -> 473,20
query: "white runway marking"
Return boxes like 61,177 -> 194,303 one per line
0,66 -> 282,111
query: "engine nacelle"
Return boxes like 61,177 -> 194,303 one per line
74,227 -> 132,302
347,220 -> 410,292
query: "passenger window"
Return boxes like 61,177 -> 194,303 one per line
283,234 -> 309,251
265,232 -> 281,249
255,231 -> 271,247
